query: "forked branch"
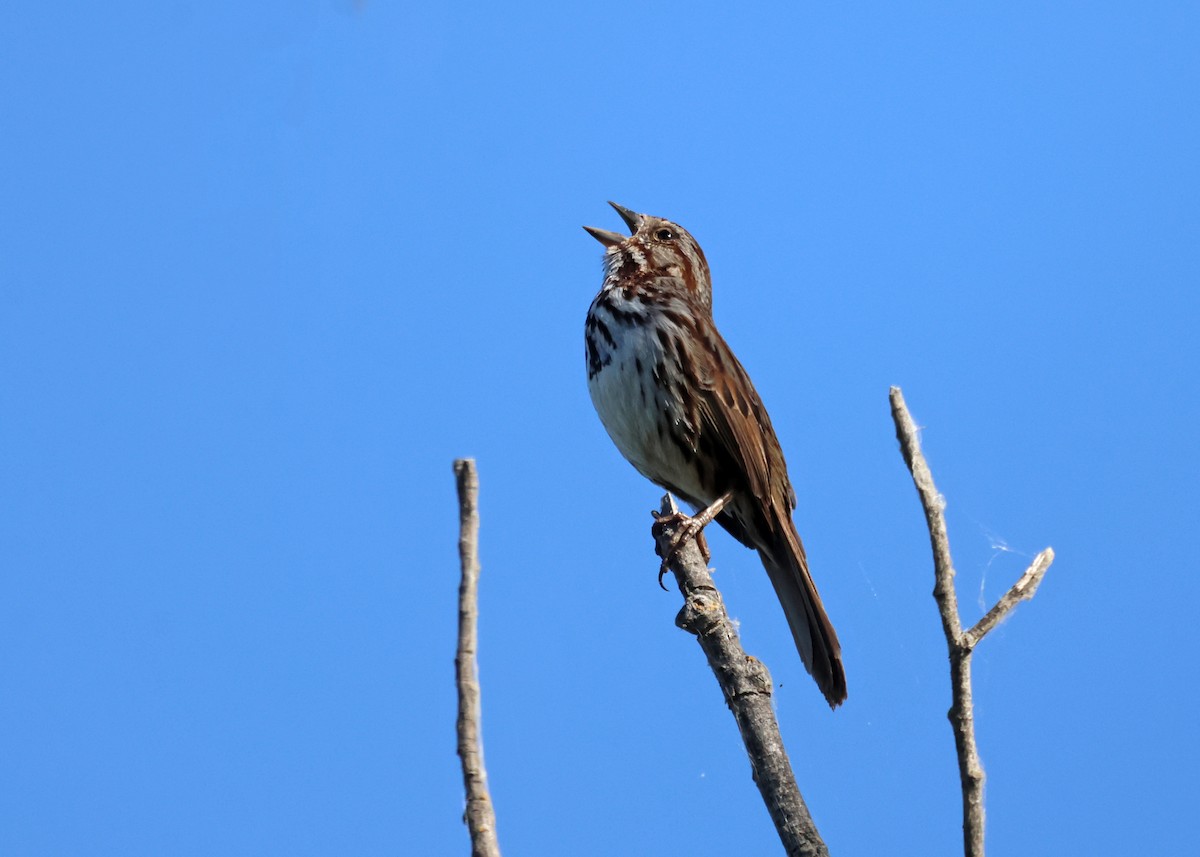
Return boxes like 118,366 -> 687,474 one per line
889,387 -> 1055,857
652,495 -> 830,857
454,459 -> 502,857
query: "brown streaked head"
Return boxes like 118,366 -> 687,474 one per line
583,202 -> 713,309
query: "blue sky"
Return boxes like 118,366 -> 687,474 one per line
3,2 -> 1197,854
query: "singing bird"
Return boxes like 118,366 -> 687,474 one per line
584,202 -> 846,707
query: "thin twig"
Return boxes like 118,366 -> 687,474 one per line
964,548 -> 1055,647
454,459 -> 501,857
889,387 -> 1054,857
652,494 -> 830,857
889,388 -> 964,646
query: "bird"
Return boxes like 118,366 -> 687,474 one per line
583,202 -> 846,708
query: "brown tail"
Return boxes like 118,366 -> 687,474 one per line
758,524 -> 847,708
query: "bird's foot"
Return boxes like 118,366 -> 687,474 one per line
651,491 -> 733,590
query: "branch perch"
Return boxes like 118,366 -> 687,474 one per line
652,494 -> 830,857
889,386 -> 1054,857
454,459 -> 502,857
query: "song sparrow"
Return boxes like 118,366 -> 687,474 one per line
583,202 -> 847,708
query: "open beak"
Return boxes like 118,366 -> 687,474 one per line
583,201 -> 642,247
608,201 -> 641,232
583,225 -> 626,247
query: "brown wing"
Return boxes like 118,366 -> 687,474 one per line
687,323 -> 796,538
688,322 -> 847,706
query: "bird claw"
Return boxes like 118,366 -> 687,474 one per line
651,510 -> 689,590
652,495 -> 728,590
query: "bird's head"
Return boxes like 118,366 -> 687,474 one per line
585,202 -> 712,308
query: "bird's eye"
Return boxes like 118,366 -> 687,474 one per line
655,228 -> 675,241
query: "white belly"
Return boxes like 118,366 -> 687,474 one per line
586,305 -> 710,507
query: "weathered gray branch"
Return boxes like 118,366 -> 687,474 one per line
453,459 -> 501,857
652,494 -> 830,857
889,386 -> 1055,857
964,549 -> 1054,648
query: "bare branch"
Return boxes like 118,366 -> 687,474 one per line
889,387 -> 1054,857
889,387 -> 964,644
964,548 -> 1055,648
453,459 -> 501,857
652,494 -> 830,857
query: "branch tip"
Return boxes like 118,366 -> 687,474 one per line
453,458 -> 501,857
890,389 -> 1053,857
965,547 -> 1055,645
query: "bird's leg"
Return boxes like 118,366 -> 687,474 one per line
655,490 -> 733,590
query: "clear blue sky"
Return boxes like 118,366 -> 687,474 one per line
3,3 -> 1197,855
